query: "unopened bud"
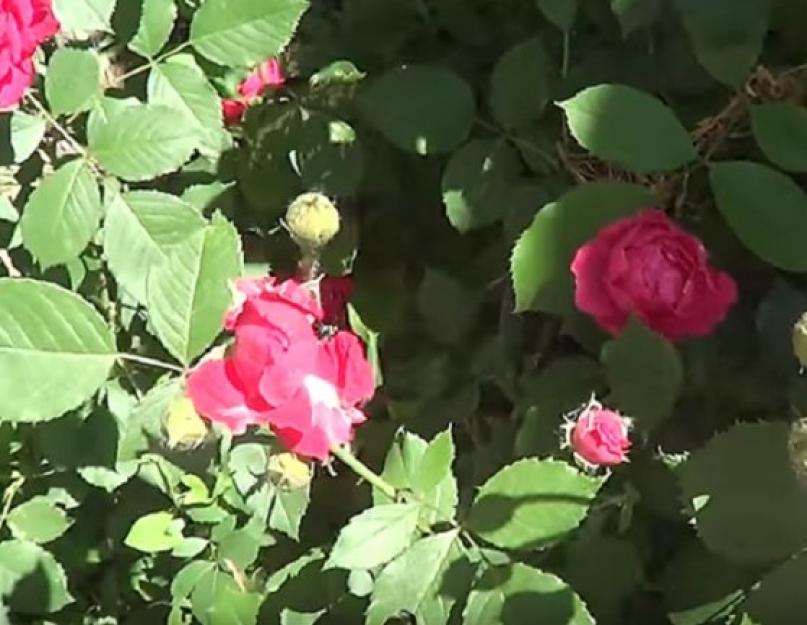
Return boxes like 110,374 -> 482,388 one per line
793,312 -> 807,369
165,395 -> 207,449
286,192 -> 340,252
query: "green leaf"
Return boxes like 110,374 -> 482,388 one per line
415,429 -> 455,494
673,0 -> 770,86
442,139 -> 521,232
269,486 -> 310,541
511,182 -> 653,313
325,503 -> 420,571
7,498 -> 70,545
147,55 -> 225,157
745,550 -> 807,625
751,103 -> 807,173
678,422 -> 807,563
558,84 -> 696,173
467,458 -> 601,550
89,103 -> 196,181
190,0 -> 309,67
535,0 -> 578,30
147,214 -> 243,365
463,563 -> 594,625
217,523 -> 262,569
103,190 -> 206,304
125,511 -> 185,553
191,567 -> 262,625
0,540 -> 73,614
0,279 -> 115,423
359,65 -> 475,155
45,48 -> 102,115
366,530 -> 468,625
20,159 -> 102,269
172,560 -> 216,600
490,37 -> 551,130
52,0 -> 116,37
291,116 -> 364,197
129,0 -> 177,57
373,430 -> 458,525
662,542 -> 753,625
10,111 -> 46,163
602,318 -> 682,431
610,0 -> 662,36
347,304 -> 383,386
172,537 -> 209,559
710,161 -> 807,271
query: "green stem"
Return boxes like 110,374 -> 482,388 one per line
561,30 -> 571,79
25,93 -> 99,173
117,40 -> 193,83
331,444 -> 397,500
117,353 -> 185,374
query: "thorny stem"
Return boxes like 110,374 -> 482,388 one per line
117,353 -> 186,374
330,444 -> 397,500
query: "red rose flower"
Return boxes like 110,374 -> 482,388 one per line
221,98 -> 247,126
0,0 -> 59,109
187,276 -> 375,460
568,401 -> 631,467
571,209 -> 737,342
320,275 -> 354,328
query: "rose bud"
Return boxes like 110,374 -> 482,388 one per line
285,192 -> 341,252
565,399 -> 631,468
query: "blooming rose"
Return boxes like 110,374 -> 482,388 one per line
568,402 -> 631,467
220,58 -> 285,126
571,209 -> 737,342
187,276 -> 375,460
0,0 -> 59,108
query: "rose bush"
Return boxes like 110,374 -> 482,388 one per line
0,0 -> 806,624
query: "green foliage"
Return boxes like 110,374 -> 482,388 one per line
2,0 -> 807,622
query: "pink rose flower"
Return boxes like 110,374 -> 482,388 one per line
187,276 -> 375,460
237,57 -> 285,99
0,0 -> 59,109
568,402 -> 631,467
571,209 -> 737,342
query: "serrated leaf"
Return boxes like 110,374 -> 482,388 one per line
559,84 -> 695,173
7,498 -> 71,544
442,139 -> 521,232
129,0 -> 177,57
463,563 -> 594,625
217,523 -> 261,569
610,0 -> 661,36
10,111 -> 46,163
45,48 -> 102,115
269,485 -> 310,540
745,550 -> 807,625
103,190 -> 205,303
359,65 -> 475,155
310,60 -> 365,87
147,55 -> 225,157
0,540 -> 73,614
678,422 -> 807,563
490,37 -> 551,130
147,214 -> 243,365
366,530 -> 467,625
467,458 -> 601,550
511,182 -> 653,313
535,0 -> 578,30
0,279 -> 115,423
20,159 -> 102,268
415,429 -> 455,494
52,0 -> 116,37
602,318 -> 682,431
750,103 -> 807,173
172,560 -> 216,600
190,0 -> 309,67
673,0 -> 770,86
191,567 -> 261,625
125,511 -> 185,553
710,161 -> 807,271
89,103 -> 196,181
325,503 -> 420,571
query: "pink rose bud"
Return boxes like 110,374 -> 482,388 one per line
567,400 -> 631,468
571,209 -> 737,342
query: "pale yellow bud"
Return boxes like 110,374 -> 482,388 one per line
285,192 -> 340,251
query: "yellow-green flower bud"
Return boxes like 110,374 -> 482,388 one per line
285,192 -> 340,252
793,312 -> 807,369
